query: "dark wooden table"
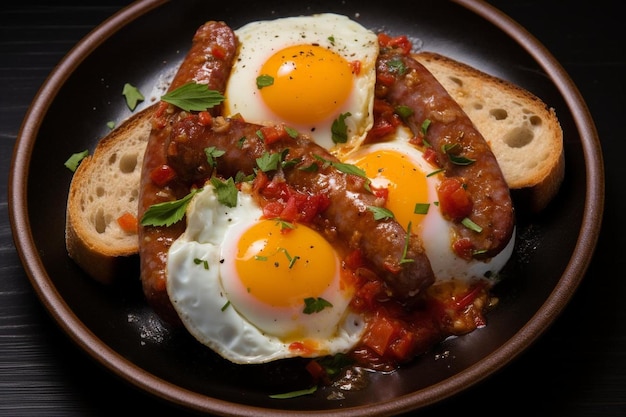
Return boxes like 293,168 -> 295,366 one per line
1,1 -> 623,416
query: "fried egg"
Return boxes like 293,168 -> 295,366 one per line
345,125 -> 515,282
167,184 -> 365,364
223,13 -> 378,154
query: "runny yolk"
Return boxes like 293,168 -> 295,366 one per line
352,149 -> 430,232
235,219 -> 338,308
259,44 -> 353,125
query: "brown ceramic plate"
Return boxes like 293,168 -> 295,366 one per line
9,0 -> 603,415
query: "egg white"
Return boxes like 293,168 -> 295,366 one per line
167,184 -> 365,364
224,13 -> 378,154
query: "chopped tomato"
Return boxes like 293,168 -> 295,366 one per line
377,33 -> 412,55
262,201 -> 284,219
362,316 -> 397,357
388,329 -> 416,360
117,212 -> 138,233
437,177 -> 472,221
452,237 -> 474,260
344,249 -> 364,270
211,44 -> 227,59
259,124 -> 290,145
197,111 -> 212,126
422,147 -> 439,167
350,60 -> 362,75
289,341 -> 315,355
150,164 -> 176,187
305,360 -> 327,384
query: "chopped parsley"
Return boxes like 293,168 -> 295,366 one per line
331,112 -> 351,144
161,82 -> 224,112
303,297 -> 333,314
122,83 -> 144,111
256,74 -> 274,89
140,188 -> 201,227
64,150 -> 88,172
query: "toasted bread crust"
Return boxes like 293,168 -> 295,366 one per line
414,51 -> 564,212
65,105 -> 155,284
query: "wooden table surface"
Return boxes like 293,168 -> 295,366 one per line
1,1 -> 623,415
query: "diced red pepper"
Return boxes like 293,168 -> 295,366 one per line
117,212 -> 138,233
211,44 -> 227,59
259,124 -> 290,145
305,360 -> 327,383
197,111 -> 212,126
437,177 -> 472,221
363,316 -> 396,357
350,60 -> 362,76
261,202 -> 282,219
377,33 -> 412,55
150,164 -> 177,187
452,237 -> 474,260
422,147 -> 439,167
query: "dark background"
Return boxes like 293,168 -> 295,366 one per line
1,1 -> 623,416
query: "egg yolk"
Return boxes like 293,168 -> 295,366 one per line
259,44 -> 353,125
352,149 -> 430,231
235,219 -> 338,308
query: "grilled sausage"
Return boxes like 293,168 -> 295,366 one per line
374,35 -> 514,260
137,21 -> 237,325
166,116 -> 435,301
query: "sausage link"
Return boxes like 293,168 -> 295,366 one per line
375,40 -> 514,260
138,21 -> 237,325
166,116 -> 435,301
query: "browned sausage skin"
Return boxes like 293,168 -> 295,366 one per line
374,36 -> 515,260
165,116 -> 435,302
137,21 -> 237,325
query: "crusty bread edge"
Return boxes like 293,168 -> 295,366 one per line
65,105 -> 155,284
413,51 -> 565,212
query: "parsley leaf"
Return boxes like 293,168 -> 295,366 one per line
204,146 -> 225,168
414,203 -> 430,214
368,206 -> 395,220
399,221 -> 415,265
256,151 -> 282,172
269,385 -> 317,399
313,155 -> 371,192
210,177 -> 238,208
303,297 -> 333,314
331,112 -> 351,144
64,150 -> 88,172
122,83 -> 144,111
161,82 -> 225,112
462,217 -> 483,233
256,74 -> 274,89
140,188 -> 201,227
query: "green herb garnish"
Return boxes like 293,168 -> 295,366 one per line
256,74 -> 274,89
368,206 -> 395,221
210,177 -> 238,208
461,217 -> 483,233
303,297 -> 333,314
161,82 -> 224,112
140,188 -> 201,227
399,221 -> 415,264
331,112 -> 351,144
269,385 -> 317,399
122,83 -> 144,111
64,150 -> 89,172
204,146 -> 225,168
414,203 -> 430,215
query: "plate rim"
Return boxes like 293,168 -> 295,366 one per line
8,0 -> 604,415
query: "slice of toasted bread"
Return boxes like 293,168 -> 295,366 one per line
414,51 -> 565,213
65,105 -> 155,284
